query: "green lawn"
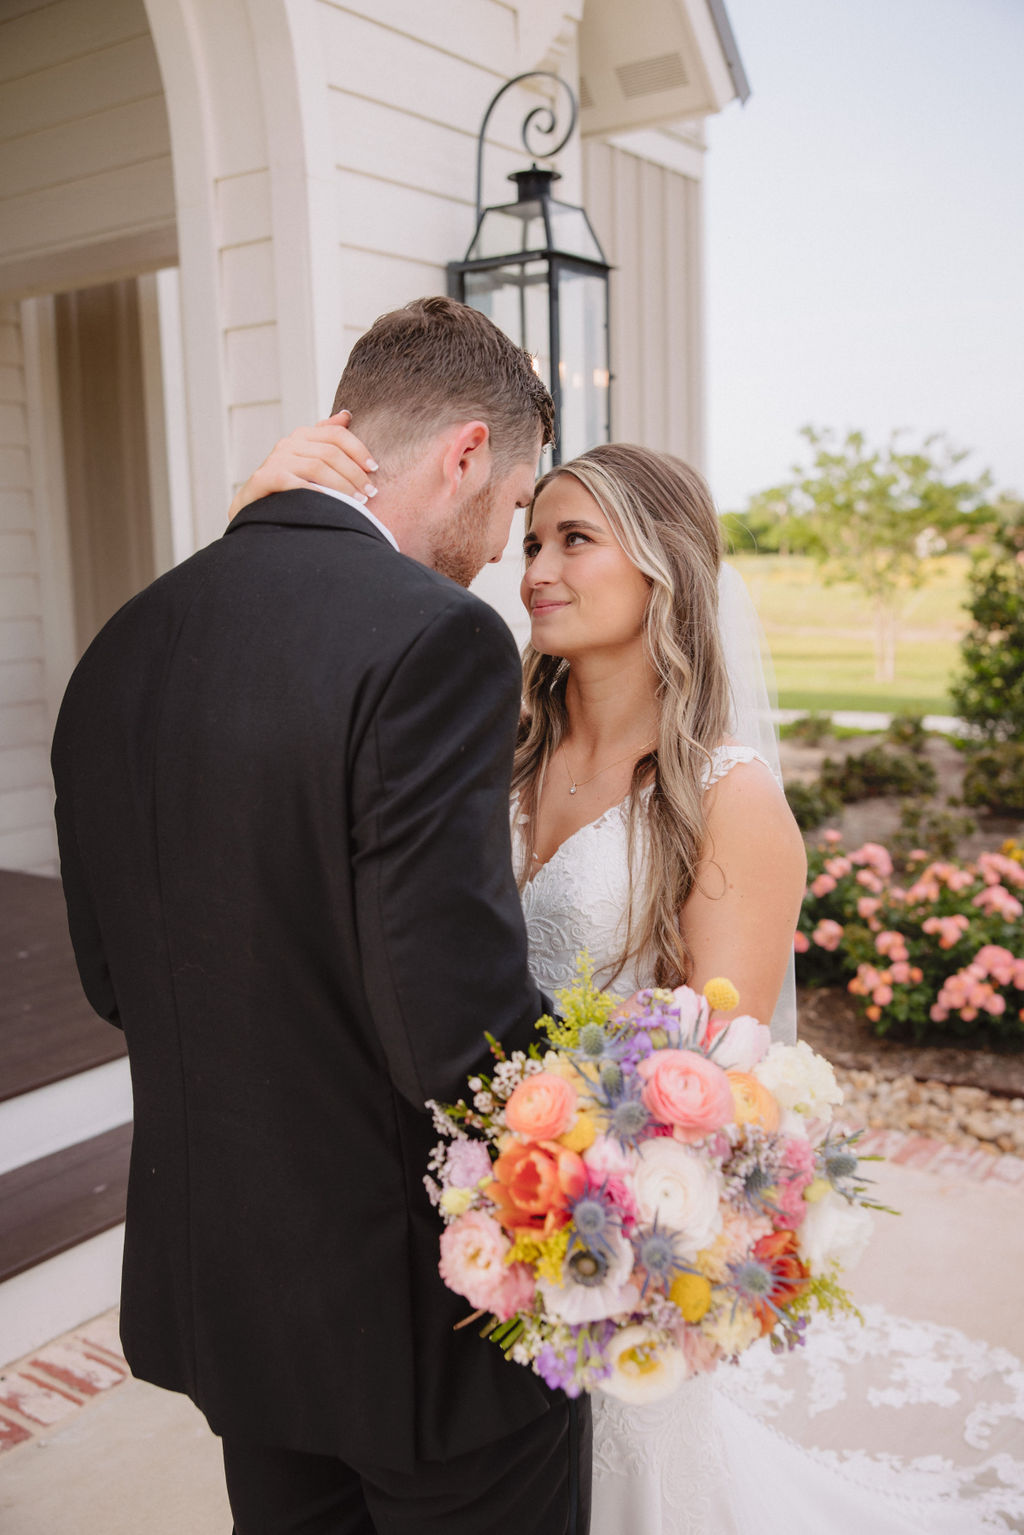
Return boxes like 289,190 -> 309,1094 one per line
728,554 -> 970,715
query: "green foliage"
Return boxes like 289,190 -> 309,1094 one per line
961,743 -> 1024,814
819,746 -> 938,802
889,799 -> 978,863
719,505 -> 787,554
950,503 -> 1024,741
785,780 -> 843,831
885,713 -> 928,751
780,711 -> 834,746
745,427 -> 994,683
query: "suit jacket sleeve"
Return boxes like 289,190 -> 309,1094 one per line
351,596 -> 543,1108
51,706 -> 122,1028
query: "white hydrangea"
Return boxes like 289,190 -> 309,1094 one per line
754,1040 -> 843,1124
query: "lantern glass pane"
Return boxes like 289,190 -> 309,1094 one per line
546,203 -> 604,262
555,267 -> 609,461
469,206 -> 547,259
464,260 -> 551,379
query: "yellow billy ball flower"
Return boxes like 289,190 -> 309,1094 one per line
804,1177 -> 832,1204
703,977 -> 740,1013
669,1271 -> 713,1322
559,1111 -> 598,1154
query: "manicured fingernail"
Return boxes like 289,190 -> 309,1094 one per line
353,492 -> 368,504
364,484 -> 378,498
366,458 -> 379,472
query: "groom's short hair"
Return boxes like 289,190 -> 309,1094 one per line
332,296 -> 555,469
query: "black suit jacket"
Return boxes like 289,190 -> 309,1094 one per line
51,490 -> 553,1470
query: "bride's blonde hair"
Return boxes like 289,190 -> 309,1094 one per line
512,443 -> 731,988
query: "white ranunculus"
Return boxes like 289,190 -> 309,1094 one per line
632,1139 -> 723,1257
599,1325 -> 690,1404
797,1189 -> 874,1276
754,1040 -> 844,1124
538,1227 -> 639,1325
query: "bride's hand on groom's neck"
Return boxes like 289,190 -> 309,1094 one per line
227,410 -> 380,521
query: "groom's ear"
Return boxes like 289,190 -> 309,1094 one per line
440,420 -> 491,498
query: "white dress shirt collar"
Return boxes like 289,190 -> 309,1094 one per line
314,485 -> 400,552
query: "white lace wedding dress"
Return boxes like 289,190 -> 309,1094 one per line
514,746 -> 1024,1535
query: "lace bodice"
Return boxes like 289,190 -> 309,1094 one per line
514,743 -> 773,997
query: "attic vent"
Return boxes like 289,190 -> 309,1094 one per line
615,52 -> 689,98
579,75 -> 594,111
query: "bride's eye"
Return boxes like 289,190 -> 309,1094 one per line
523,539 -> 540,561
565,531 -> 591,548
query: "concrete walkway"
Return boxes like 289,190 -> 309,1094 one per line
1,1131 -> 1021,1533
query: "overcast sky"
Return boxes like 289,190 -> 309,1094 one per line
704,0 -> 1024,514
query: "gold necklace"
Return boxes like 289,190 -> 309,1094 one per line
560,740 -> 656,796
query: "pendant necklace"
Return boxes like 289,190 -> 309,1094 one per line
561,740 -> 656,796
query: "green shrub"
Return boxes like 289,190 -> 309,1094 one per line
796,835 -> 1024,1044
961,743 -> 1024,813
889,798 -> 978,863
950,508 -> 1024,741
785,780 -> 843,831
819,746 -> 937,802
780,711 -> 834,746
885,713 -> 928,751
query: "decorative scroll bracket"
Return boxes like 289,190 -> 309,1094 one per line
474,72 -> 579,228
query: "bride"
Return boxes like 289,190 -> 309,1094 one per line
235,421 -> 1022,1533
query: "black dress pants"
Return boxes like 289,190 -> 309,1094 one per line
222,1394 -> 592,1535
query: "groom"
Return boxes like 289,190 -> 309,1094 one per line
52,296 -> 591,1534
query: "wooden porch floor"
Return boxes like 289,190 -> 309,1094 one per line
1,870 -> 126,1103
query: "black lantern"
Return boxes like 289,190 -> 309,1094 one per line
447,74 -> 612,466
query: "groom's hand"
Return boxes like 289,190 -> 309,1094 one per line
227,411 -> 380,521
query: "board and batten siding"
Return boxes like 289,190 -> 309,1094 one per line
0,301 -> 58,874
583,137 -> 705,468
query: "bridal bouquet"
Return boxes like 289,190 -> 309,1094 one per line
425,961 -> 886,1404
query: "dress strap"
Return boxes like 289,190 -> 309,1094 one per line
702,743 -> 778,789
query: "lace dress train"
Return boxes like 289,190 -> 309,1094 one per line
514,747 -> 1024,1534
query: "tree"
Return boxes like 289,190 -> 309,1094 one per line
745,427 -> 995,682
950,499 -> 1024,740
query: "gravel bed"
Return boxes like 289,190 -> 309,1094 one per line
834,1067 -> 1024,1157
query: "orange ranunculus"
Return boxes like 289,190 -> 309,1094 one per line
750,1230 -> 811,1334
486,1140 -> 586,1233
727,1071 -> 780,1133
505,1071 -> 577,1141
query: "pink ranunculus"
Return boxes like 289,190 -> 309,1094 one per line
637,1050 -> 734,1141
709,1014 -> 771,1072
439,1211 -> 528,1317
793,930 -> 810,953
505,1071 -> 577,1141
811,874 -> 837,898
823,830 -> 843,846
857,897 -> 881,919
445,1139 -> 494,1188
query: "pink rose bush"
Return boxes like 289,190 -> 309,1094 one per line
426,959 -> 881,1403
796,836 -> 1024,1042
